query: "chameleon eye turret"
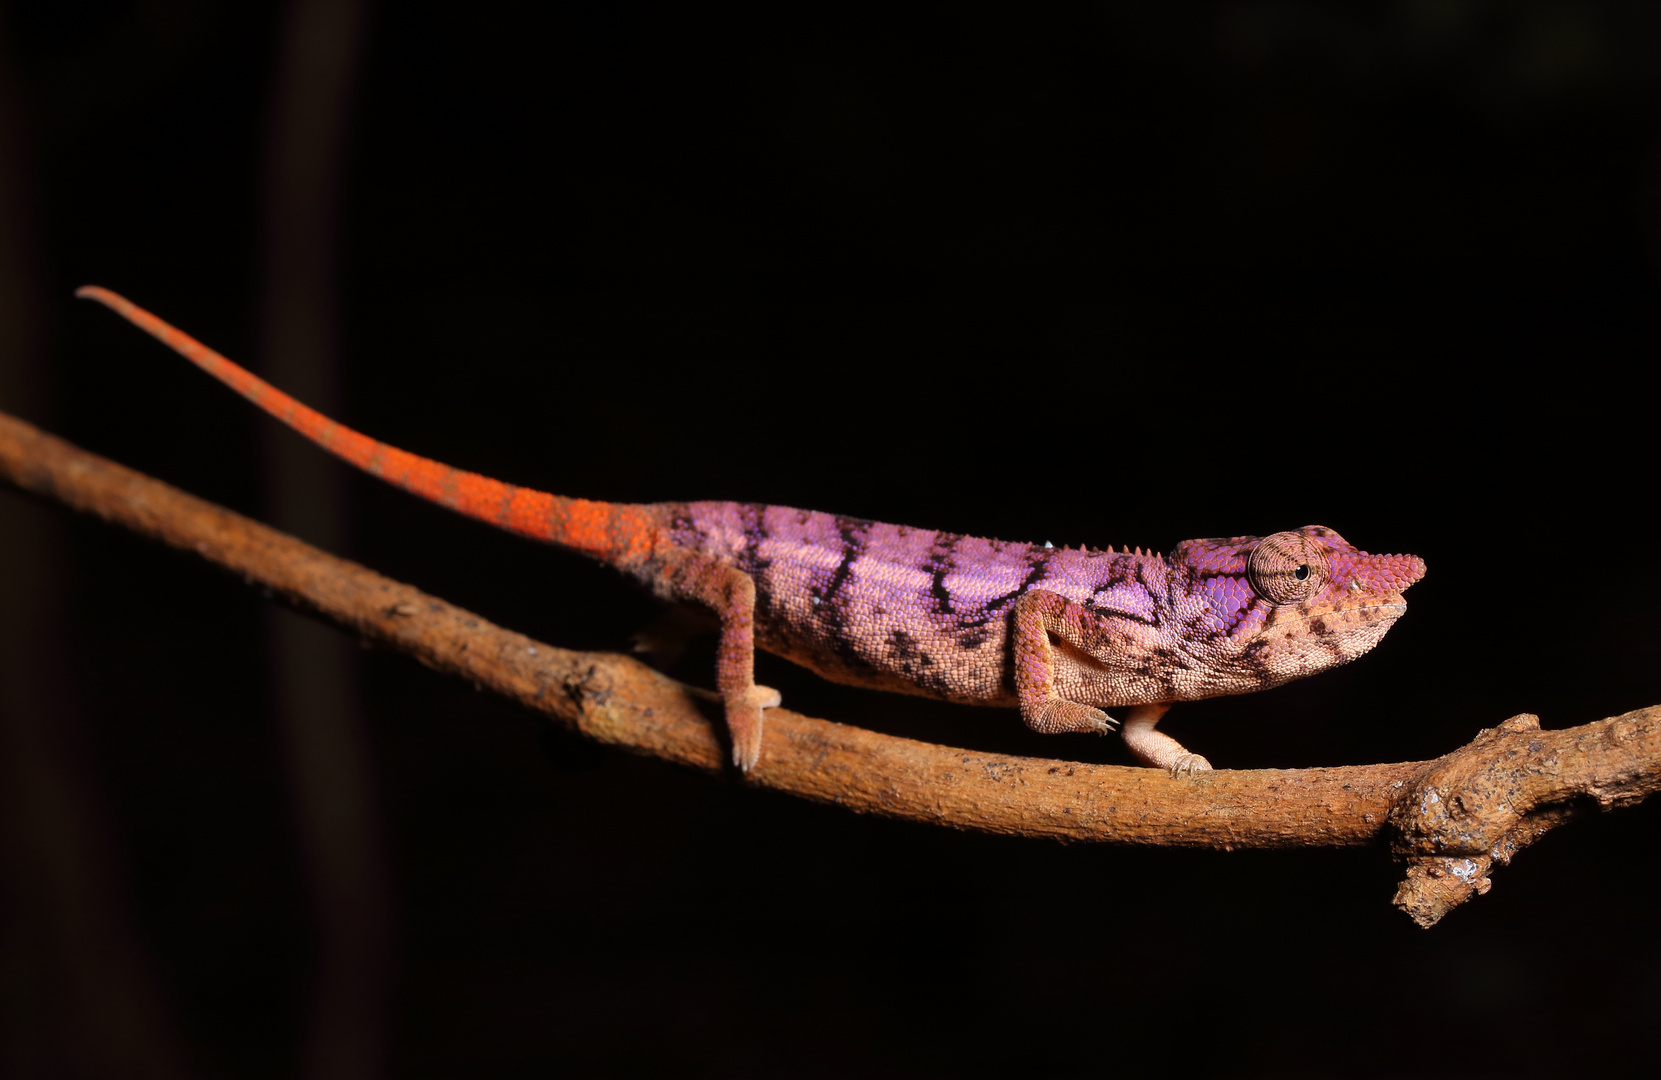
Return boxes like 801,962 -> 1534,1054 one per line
1248,530 -> 1330,605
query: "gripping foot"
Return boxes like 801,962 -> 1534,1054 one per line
726,684 -> 782,772
1121,704 -> 1213,777
1026,698 -> 1119,735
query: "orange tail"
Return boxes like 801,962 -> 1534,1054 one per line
77,286 -> 657,565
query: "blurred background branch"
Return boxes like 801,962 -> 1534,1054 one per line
256,3 -> 387,1079
0,16 -> 189,1080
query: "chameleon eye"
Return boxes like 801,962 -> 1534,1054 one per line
1248,531 -> 1328,604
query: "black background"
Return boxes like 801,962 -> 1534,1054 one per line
4,2 -> 1661,1076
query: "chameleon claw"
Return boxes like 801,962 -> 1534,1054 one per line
1026,699 -> 1115,735
731,741 -> 759,772
726,684 -> 782,773
1168,753 -> 1213,778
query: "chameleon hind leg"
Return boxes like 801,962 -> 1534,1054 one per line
658,552 -> 780,772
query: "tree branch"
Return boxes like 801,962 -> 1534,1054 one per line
3,408 -> 1655,927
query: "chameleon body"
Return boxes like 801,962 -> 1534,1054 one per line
79,287 -> 1426,775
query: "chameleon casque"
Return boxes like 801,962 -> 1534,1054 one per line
79,287 -> 1426,776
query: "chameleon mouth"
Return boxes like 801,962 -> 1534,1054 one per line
1270,598 -> 1408,636
1304,598 -> 1407,621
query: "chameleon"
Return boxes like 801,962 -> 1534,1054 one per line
78,286 -> 1426,776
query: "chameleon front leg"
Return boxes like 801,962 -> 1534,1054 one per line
1010,589 -> 1120,736
1121,703 -> 1212,776
659,552 -> 780,772
1012,590 -> 1211,776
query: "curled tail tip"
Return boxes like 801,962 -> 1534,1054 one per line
76,285 -> 125,309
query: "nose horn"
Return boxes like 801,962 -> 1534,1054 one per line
1370,552 -> 1426,592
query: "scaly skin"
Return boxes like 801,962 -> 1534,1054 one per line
78,287 -> 1426,774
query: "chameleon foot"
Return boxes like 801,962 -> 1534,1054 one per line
1025,699 -> 1118,735
1168,752 -> 1213,777
726,684 -> 782,772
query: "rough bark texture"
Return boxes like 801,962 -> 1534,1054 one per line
1387,709 -> 1661,926
3,408 -> 1655,927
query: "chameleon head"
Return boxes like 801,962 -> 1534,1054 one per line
1169,526 -> 1426,696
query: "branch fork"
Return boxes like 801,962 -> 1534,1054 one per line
1388,708 -> 1660,926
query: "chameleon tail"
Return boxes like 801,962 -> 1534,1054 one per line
76,286 -> 657,566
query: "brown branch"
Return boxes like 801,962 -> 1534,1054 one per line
3,407 -> 1657,927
